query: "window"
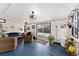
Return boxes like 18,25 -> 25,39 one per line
71,9 -> 79,38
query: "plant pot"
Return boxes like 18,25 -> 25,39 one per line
48,36 -> 55,45
49,40 -> 54,45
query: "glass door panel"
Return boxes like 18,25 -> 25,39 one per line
37,23 -> 51,41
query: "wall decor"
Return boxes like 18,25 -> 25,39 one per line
67,21 -> 72,28
27,27 -> 30,30
32,25 -> 35,29
60,24 -> 66,28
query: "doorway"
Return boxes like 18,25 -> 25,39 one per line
36,22 -> 51,42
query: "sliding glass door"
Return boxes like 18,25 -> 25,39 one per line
37,23 -> 51,41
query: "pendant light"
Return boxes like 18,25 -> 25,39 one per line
29,11 -> 36,20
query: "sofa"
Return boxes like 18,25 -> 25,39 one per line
0,37 -> 17,52
7,32 -> 20,37
3,32 -> 22,43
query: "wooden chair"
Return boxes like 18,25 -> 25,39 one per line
24,32 -> 32,43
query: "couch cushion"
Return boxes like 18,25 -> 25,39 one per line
7,32 -> 20,37
2,33 -> 8,37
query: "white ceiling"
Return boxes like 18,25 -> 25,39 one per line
0,3 -> 79,23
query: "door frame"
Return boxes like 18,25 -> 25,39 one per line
36,21 -> 51,41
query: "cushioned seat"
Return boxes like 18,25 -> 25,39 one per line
6,32 -> 22,43
7,32 -> 20,37
24,32 -> 33,43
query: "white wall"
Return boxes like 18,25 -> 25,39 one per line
51,18 -> 71,47
2,21 -> 24,33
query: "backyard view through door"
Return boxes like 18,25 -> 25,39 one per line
37,23 -> 51,42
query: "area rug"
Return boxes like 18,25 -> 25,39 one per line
34,39 -> 48,45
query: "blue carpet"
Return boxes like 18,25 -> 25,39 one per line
0,40 -> 68,56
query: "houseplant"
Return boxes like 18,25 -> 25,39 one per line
48,35 -> 55,45
65,36 -> 76,55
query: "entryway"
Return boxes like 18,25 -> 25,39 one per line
36,22 -> 51,44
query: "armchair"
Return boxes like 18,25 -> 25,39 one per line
24,32 -> 33,43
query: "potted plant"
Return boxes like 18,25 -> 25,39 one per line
65,36 -> 76,55
48,35 -> 55,45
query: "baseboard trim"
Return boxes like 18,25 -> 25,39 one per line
54,42 -> 61,45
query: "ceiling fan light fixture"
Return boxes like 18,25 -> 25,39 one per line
29,11 -> 36,20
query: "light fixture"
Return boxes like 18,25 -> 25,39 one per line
29,11 -> 36,20
0,18 -> 6,23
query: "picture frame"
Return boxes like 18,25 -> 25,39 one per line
60,24 -> 66,28
32,25 -> 35,29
